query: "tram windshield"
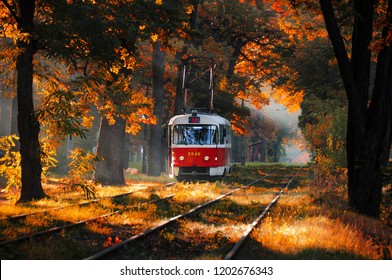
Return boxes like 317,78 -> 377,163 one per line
173,125 -> 218,145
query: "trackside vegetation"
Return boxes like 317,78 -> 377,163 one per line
0,164 -> 390,260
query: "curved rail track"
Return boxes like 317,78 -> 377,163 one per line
85,166 -> 303,260
0,166 -> 305,259
0,192 -> 175,247
1,182 -> 177,222
224,166 -> 303,260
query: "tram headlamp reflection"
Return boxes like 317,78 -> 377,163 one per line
179,156 -> 185,161
204,156 -> 210,161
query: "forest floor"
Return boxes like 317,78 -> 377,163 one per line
0,163 -> 391,259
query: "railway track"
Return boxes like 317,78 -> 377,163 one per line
0,165 -> 306,259
0,194 -> 176,247
0,182 -> 177,222
224,166 -> 303,259
85,166 -> 303,260
0,181 -> 177,247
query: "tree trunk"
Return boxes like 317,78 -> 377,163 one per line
319,0 -> 392,217
148,41 -> 165,176
17,0 -> 46,202
94,116 -> 126,185
123,133 -> 131,170
347,0 -> 392,216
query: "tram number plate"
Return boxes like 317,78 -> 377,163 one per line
188,152 -> 201,156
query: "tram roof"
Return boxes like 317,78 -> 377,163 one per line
168,112 -> 230,126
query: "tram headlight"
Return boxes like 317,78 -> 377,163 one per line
204,156 -> 210,161
179,156 -> 185,161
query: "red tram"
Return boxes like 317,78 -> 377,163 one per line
168,109 -> 232,181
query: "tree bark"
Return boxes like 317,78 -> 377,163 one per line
319,0 -> 392,217
348,0 -> 392,217
148,41 -> 165,176
93,116 -> 126,185
16,0 -> 46,202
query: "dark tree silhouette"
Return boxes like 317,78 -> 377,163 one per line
319,0 -> 392,217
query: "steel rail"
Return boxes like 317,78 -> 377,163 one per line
85,169 -> 283,260
0,194 -> 175,247
224,166 -> 304,260
0,211 -> 120,247
2,182 -> 177,221
1,192 -> 130,222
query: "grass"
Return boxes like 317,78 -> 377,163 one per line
235,167 -> 392,260
0,163 -> 391,259
248,192 -> 386,259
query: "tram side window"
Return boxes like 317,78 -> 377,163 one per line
219,125 -> 231,144
226,125 -> 232,144
174,125 -> 218,145
219,125 -> 225,144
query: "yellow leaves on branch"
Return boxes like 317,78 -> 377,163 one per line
66,147 -> 98,199
0,21 -> 18,40
151,34 -> 159,43
125,91 -> 157,135
230,113 -> 249,136
100,89 -> 157,135
0,135 -> 21,200
217,76 -> 228,91
66,38 -> 91,56
267,0 -> 327,42
247,88 -> 270,110
109,64 -> 120,74
276,15 -> 327,42
40,136 -> 59,177
185,5 -> 194,15
370,10 -> 392,55
112,47 -> 136,73
81,115 -> 94,129
271,86 -> 303,113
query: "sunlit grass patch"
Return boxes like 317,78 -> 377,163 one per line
1,212 -> 58,240
230,191 -> 277,206
125,173 -> 175,184
94,185 -> 133,198
0,195 -> 78,220
86,220 -> 113,235
255,215 -> 381,259
196,198 -> 264,226
278,186 -> 315,206
173,181 -> 226,204
177,220 -> 245,248
48,206 -> 106,223
181,220 -> 248,243
252,183 -> 392,260
0,203 -> 39,219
